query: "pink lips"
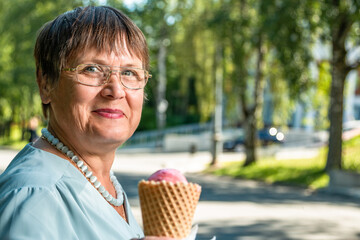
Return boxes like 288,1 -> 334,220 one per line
93,108 -> 125,119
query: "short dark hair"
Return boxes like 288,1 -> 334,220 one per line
34,6 -> 149,117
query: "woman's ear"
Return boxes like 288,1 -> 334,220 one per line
36,68 -> 52,104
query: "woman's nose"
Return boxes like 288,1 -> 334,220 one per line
100,73 -> 126,99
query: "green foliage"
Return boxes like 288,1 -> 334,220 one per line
0,124 -> 30,149
266,57 -> 296,127
0,0 -> 84,139
169,0 -> 218,122
312,61 -> 331,130
0,0 -> 358,145
261,1 -> 315,97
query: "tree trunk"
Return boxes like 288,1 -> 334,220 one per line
326,49 -> 347,171
156,39 -> 167,149
211,44 -> 223,166
325,7 -> 352,171
243,112 -> 257,166
243,33 -> 265,166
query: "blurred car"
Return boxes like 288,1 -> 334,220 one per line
258,127 -> 285,145
223,136 -> 245,152
223,127 -> 285,152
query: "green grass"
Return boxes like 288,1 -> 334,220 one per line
343,136 -> 360,172
208,136 -> 360,190
209,151 -> 329,189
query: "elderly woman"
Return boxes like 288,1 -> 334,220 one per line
0,6 -> 178,240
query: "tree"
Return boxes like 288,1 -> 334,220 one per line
116,0 -> 193,131
321,0 -> 360,171
161,0 -> 316,165
225,0 -> 315,166
0,0 -> 84,140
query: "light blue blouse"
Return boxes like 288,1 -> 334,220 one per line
0,144 -> 144,240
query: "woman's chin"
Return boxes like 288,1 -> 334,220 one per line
95,131 -> 131,145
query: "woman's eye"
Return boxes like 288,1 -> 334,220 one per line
84,66 -> 100,73
122,70 -> 136,76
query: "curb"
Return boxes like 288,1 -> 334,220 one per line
318,186 -> 360,200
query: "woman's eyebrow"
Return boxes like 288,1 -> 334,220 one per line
79,58 -> 108,65
77,57 -> 143,68
120,63 -> 143,68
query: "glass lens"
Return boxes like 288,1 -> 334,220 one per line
120,67 -> 146,89
76,64 -> 108,86
74,64 -> 147,88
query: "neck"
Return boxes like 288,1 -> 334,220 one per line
46,125 -> 116,176
83,155 -> 114,182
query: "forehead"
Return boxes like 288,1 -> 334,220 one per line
71,46 -> 143,67
68,37 -> 144,66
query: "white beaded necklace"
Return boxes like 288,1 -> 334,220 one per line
41,128 -> 124,207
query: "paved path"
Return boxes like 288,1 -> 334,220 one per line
117,171 -> 360,240
112,151 -> 360,240
1,148 -> 360,239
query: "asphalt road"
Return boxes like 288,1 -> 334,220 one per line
116,171 -> 360,240
1,148 -> 360,240
112,150 -> 360,240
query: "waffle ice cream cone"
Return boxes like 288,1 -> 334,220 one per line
138,180 -> 201,238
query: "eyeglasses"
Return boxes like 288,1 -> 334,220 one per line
62,64 -> 151,90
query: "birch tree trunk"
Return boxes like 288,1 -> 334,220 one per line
211,44 -> 223,166
243,34 -> 266,166
156,40 -> 167,149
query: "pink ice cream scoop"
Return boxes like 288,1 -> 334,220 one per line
148,168 -> 188,183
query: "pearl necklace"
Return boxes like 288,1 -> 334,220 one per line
41,128 -> 124,207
